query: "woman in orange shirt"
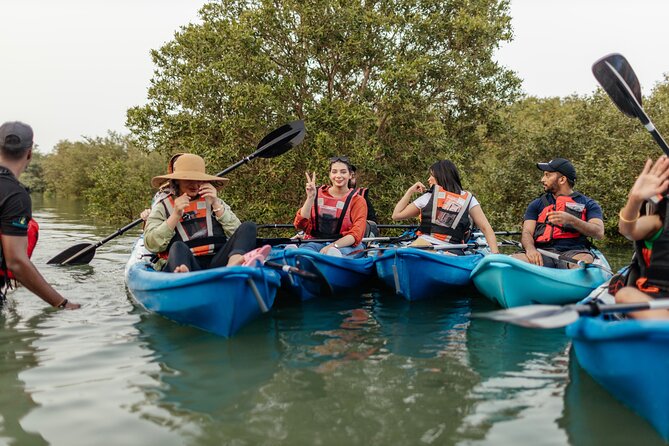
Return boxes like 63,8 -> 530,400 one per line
294,156 -> 368,256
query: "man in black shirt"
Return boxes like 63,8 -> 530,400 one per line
0,121 -> 79,309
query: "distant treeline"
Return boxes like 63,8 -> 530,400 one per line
26,0 -> 669,245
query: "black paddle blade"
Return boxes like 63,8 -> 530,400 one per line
255,120 -> 305,158
295,255 -> 333,297
592,53 -> 645,121
47,243 -> 96,265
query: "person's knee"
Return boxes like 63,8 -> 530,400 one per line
573,253 -> 594,263
615,286 -> 651,303
237,221 -> 257,236
511,253 -> 528,262
168,241 -> 190,256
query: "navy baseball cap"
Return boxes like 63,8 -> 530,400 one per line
0,121 -> 34,151
537,158 -> 576,183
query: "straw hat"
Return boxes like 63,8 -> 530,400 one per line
151,154 -> 229,189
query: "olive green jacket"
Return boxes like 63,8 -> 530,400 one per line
143,197 -> 241,269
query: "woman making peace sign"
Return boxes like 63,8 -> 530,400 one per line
293,157 -> 368,256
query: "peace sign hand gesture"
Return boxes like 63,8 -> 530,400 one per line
305,171 -> 317,200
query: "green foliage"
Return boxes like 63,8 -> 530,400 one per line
471,89 -> 666,245
37,1 -> 669,247
21,151 -> 48,193
126,0 -> 521,224
42,134 -> 126,197
85,147 -> 167,223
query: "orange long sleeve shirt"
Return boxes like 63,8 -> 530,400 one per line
294,191 -> 368,245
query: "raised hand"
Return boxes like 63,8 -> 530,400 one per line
407,182 -> 427,195
198,182 -> 218,207
629,156 -> 669,201
173,193 -> 191,216
305,171 -> 317,199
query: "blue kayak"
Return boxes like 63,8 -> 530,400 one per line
374,247 -> 484,301
567,316 -> 669,440
470,253 -> 612,308
125,238 -> 281,337
267,248 -> 375,301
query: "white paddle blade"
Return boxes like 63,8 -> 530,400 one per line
473,305 -> 580,329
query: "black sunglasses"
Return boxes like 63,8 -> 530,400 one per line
329,156 -> 350,164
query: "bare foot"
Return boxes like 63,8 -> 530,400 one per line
227,254 -> 244,267
174,264 -> 189,273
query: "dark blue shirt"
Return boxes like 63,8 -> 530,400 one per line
524,192 -> 603,250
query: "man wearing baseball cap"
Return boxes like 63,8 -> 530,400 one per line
0,121 -> 79,308
513,157 -> 604,268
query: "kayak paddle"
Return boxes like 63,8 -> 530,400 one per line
264,255 -> 333,297
535,247 -> 613,274
592,53 -> 669,155
501,239 -> 612,273
47,120 -> 306,266
473,299 -> 669,329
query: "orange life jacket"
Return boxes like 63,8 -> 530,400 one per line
309,185 -> 356,238
533,193 -> 587,245
158,196 -> 225,258
416,186 -> 472,243
0,218 -> 39,281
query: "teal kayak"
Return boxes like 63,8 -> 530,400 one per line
374,247 -> 483,301
567,316 -> 669,441
125,238 -> 281,337
470,252 -> 612,308
267,248 -> 375,300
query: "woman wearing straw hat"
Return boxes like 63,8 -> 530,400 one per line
143,153 -> 270,272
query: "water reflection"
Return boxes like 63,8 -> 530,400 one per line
372,291 -> 471,359
559,348 -> 666,446
134,307 -> 281,415
6,195 -> 654,445
461,298 -> 570,445
0,305 -> 48,445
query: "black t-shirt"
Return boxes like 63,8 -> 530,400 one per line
0,166 -> 32,237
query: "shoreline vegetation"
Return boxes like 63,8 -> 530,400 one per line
24,0 -> 669,246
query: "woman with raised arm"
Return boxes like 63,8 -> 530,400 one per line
615,155 -> 669,319
392,159 -> 499,253
294,156 -> 368,256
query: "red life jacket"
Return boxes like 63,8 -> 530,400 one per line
159,196 -> 225,258
533,193 -> 587,245
633,199 -> 669,295
1,218 -> 39,281
309,185 -> 356,238
416,186 -> 472,243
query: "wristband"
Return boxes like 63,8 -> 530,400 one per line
333,243 -> 340,249
57,299 -> 68,308
618,209 -> 640,223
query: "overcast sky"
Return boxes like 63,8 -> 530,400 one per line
1,0 -> 668,153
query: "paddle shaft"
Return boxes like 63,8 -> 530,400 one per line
536,248 -> 612,274
264,260 -> 319,280
577,299 -> 669,316
257,224 -> 521,237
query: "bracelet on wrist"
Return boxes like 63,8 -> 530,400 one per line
618,209 -> 640,223
57,299 -> 68,308
212,206 -> 224,214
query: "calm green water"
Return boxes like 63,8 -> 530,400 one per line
0,196 -> 664,445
